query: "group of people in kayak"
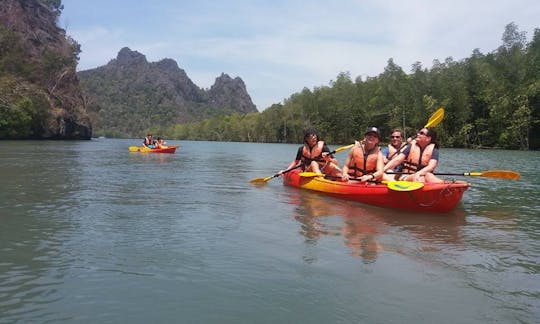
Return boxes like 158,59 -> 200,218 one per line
279,126 -> 444,184
143,134 -> 167,149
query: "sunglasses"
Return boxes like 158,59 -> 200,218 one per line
391,136 -> 401,139
417,130 -> 428,136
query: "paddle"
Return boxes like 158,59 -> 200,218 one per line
384,180 -> 424,191
404,107 -> 445,141
434,170 -> 520,180
387,170 -> 520,180
250,164 -> 303,183
299,173 -> 424,191
128,146 -> 140,152
249,143 -> 354,184
387,107 -> 445,161
424,107 -> 444,128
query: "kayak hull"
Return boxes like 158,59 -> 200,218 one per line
129,146 -> 178,153
282,170 -> 469,213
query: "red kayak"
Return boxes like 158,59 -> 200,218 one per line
282,169 -> 469,213
128,146 -> 178,153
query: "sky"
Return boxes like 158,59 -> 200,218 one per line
60,0 -> 539,111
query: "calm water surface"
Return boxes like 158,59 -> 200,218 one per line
0,139 -> 538,323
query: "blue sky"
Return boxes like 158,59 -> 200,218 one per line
61,0 -> 539,111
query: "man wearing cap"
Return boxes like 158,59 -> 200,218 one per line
341,127 -> 384,182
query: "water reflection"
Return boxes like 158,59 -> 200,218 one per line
288,189 -> 466,263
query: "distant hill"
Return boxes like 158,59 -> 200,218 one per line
0,0 -> 92,139
78,47 -> 257,137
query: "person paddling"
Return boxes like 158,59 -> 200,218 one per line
279,128 -> 342,177
382,128 -> 406,179
143,134 -> 156,148
155,137 -> 167,148
382,127 -> 443,183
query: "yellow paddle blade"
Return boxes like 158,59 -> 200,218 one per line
299,172 -> 324,178
128,146 -> 140,152
425,107 -> 444,128
383,180 -> 424,191
478,170 -> 521,180
249,175 -> 274,183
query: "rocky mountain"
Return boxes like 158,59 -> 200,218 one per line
78,47 -> 257,137
0,0 -> 92,139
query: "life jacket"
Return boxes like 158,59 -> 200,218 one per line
301,141 -> 324,168
386,143 -> 404,171
143,137 -> 153,145
347,144 -> 379,177
386,144 -> 402,160
402,142 -> 435,173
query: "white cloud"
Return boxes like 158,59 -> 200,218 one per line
61,0 -> 540,110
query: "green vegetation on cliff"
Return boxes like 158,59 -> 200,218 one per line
0,0 -> 91,139
78,48 -> 257,138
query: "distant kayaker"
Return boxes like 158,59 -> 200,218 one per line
143,134 -> 156,148
155,137 -> 167,148
382,127 -> 443,183
279,128 -> 342,177
341,127 -> 384,182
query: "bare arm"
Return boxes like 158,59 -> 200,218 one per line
383,152 -> 405,172
372,151 -> 385,181
341,149 -> 354,180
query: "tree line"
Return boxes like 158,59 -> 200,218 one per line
152,23 -> 539,150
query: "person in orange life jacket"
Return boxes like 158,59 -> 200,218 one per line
155,137 -> 167,148
381,128 -> 405,172
382,127 -> 443,183
143,134 -> 156,148
341,127 -> 384,182
279,128 -> 342,177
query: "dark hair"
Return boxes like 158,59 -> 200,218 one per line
425,128 -> 439,148
390,128 -> 403,136
304,128 -> 319,139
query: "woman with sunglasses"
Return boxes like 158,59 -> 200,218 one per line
382,127 -> 443,183
279,128 -> 342,177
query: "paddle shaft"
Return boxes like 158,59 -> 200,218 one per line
386,170 -> 520,180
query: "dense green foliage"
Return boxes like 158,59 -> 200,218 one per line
0,25 -> 47,138
0,0 -> 90,139
159,23 -> 539,150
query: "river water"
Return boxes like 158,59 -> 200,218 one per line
0,139 -> 538,323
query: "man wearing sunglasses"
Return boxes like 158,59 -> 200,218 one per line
382,128 -> 443,183
382,128 -> 404,172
